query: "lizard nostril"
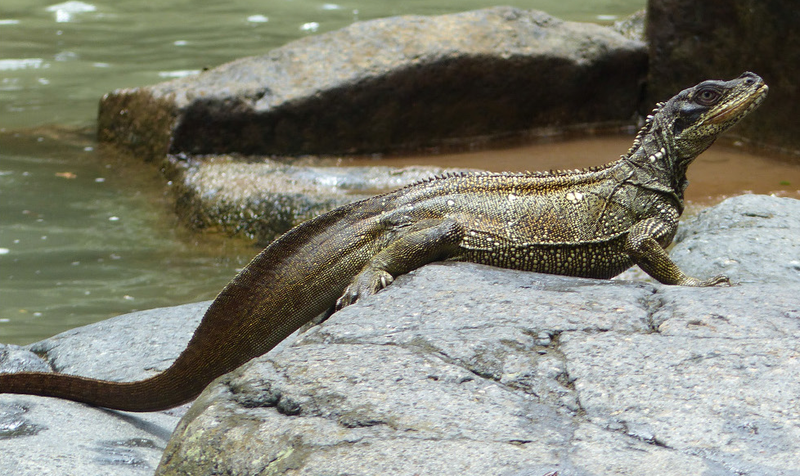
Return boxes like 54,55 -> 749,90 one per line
740,72 -> 757,85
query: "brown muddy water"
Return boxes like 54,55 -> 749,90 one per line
338,135 -> 800,204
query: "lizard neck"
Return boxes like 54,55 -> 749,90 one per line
620,104 -> 709,205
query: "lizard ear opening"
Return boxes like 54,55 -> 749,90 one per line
671,105 -> 704,135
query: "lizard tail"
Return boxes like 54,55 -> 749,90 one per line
0,200 -> 384,411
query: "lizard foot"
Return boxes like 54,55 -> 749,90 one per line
336,268 -> 394,310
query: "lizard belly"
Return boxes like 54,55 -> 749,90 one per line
454,235 -> 635,280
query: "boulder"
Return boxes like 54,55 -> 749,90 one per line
2,195 -> 797,475
171,155 -> 467,243
645,0 -> 800,153
612,9 -> 646,42
98,7 -> 647,162
671,194 -> 800,284
99,7 -> 649,243
157,195 -> 800,476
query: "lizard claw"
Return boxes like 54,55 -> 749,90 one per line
699,274 -> 731,286
679,274 -> 731,287
336,269 -> 394,310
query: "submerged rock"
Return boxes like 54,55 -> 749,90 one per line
171,155 -> 467,243
2,195 -> 798,476
98,7 -> 646,162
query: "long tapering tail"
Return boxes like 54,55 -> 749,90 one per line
0,200 -> 385,411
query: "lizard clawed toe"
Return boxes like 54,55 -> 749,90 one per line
700,274 -> 732,286
336,269 -> 394,310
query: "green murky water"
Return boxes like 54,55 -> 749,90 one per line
0,128 -> 258,343
0,0 -> 673,345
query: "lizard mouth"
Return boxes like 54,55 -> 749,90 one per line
706,83 -> 769,125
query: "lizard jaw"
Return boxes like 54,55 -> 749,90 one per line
706,83 -> 768,125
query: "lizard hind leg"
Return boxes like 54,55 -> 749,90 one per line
336,218 -> 465,310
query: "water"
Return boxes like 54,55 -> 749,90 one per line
343,136 -> 800,204
2,0 -> 794,345
0,128 -> 255,343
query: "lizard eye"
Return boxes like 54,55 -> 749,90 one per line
695,88 -> 721,106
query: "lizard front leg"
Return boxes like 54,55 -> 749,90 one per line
625,218 -> 729,287
336,218 -> 465,309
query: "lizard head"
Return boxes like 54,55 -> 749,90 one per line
649,72 -> 768,167
667,71 -> 768,155
623,72 -> 768,196
628,73 -> 768,166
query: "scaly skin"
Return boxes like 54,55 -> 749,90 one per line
0,72 -> 768,411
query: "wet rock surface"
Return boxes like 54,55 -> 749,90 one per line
98,7 -> 646,162
2,194 -> 798,476
172,155 -> 467,243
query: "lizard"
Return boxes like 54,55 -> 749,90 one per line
0,72 -> 768,412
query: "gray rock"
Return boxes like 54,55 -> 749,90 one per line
671,194 -> 800,284
156,195 -> 800,476
562,331 -> 800,474
2,195 -> 798,476
0,398 -> 177,476
612,9 -> 646,42
0,302 -> 211,476
172,156 -> 467,242
0,346 -> 51,374
26,301 -> 211,380
98,7 -> 646,161
100,6 -> 648,244
645,0 -> 800,153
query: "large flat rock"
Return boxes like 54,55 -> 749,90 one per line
0,302 -> 211,476
2,195 -> 798,475
98,7 -> 646,161
157,195 -> 800,476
